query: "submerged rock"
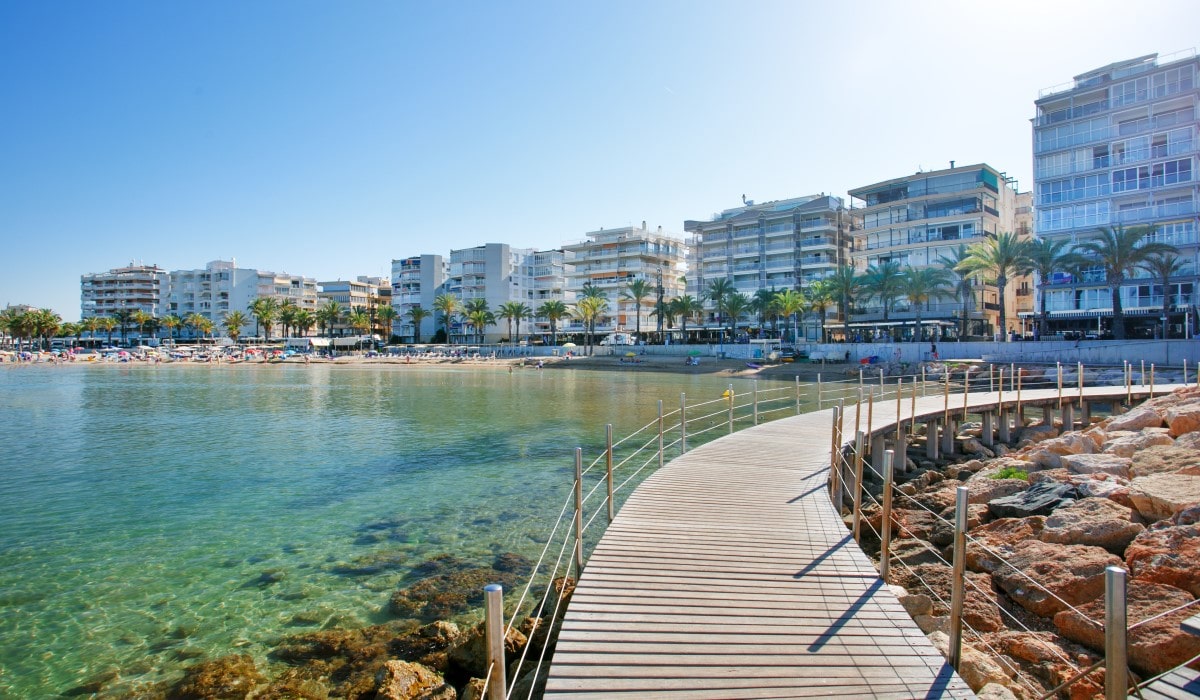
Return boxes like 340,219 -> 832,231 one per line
168,654 -> 264,700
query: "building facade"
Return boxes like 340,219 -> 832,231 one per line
561,223 -> 687,340
167,260 -> 318,339
447,243 -> 533,343
1032,50 -> 1198,338
390,255 -> 446,343
520,249 -> 573,341
80,263 -> 169,322
849,163 -> 1027,340
318,276 -> 389,337
685,196 -> 849,341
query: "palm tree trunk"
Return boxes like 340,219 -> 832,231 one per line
1112,280 -> 1125,340
997,276 -> 1008,341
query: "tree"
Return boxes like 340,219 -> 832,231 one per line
317,300 -> 342,338
112,308 -> 134,345
806,279 -> 835,343
536,300 -> 568,347
828,264 -> 861,341
99,316 -> 118,345
375,305 -> 398,341
670,295 -> 704,344
249,297 -> 280,340
573,296 -> 608,355
706,278 -> 735,340
958,232 -> 1034,341
860,261 -> 905,335
222,310 -> 248,342
621,279 -> 653,342
721,291 -> 751,341
937,245 -> 977,340
751,288 -> 780,338
131,310 -> 153,341
347,309 -> 372,349
32,309 -> 62,350
184,313 -> 208,341
293,310 -> 315,338
1070,225 -> 1176,340
899,267 -> 952,342
498,301 -> 531,343
773,289 -> 806,344
406,306 -> 431,344
433,294 -> 459,344
1025,237 -> 1078,340
278,300 -> 298,339
160,314 -> 182,342
80,316 -> 101,341
1141,251 -> 1188,340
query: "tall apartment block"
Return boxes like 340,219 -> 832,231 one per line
849,164 -> 1026,340
390,255 -> 446,342
684,196 -> 849,341
561,223 -> 687,339
447,243 -> 534,343
1032,50 -> 1198,338
520,249 -> 573,340
318,276 -> 389,336
167,260 -> 318,338
80,263 -> 169,322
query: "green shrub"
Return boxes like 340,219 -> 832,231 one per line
991,466 -> 1029,481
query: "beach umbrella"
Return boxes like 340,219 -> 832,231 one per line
562,342 -> 577,348
624,352 -> 636,357
688,350 -> 702,357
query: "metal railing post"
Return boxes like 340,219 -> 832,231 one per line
1058,361 -> 1064,409
1078,361 -> 1084,408
679,392 -> 687,454
880,450 -> 894,583
895,378 -> 904,447
484,584 -> 507,700
1150,363 -> 1156,398
879,367 -> 884,391
605,423 -> 614,523
962,371 -> 969,420
1126,362 -> 1132,404
829,405 -> 841,500
949,486 -> 968,672
910,376 -> 918,437
1185,359 -> 1189,387
942,372 -> 950,426
1105,566 -> 1128,700
817,373 -> 823,409
1141,360 -> 1146,387
795,375 -> 801,415
852,431 -> 865,542
727,383 -> 735,434
657,400 -> 664,470
998,367 -> 1004,409
753,380 -> 759,425
573,448 -> 584,578
921,366 -> 927,397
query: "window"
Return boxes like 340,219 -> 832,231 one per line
1151,158 -> 1193,187
1112,166 -> 1149,192
1111,76 -> 1149,107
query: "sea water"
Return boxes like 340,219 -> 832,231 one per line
0,363 -> 761,696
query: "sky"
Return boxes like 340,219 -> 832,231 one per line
1,0 -> 1196,320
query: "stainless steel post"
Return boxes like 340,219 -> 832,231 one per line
921,366 -> 927,397
795,375 -> 801,415
484,584 -> 507,700
852,431 -> 865,542
1057,361 -> 1064,409
657,400 -> 664,469
1078,361 -> 1084,408
949,486 -> 968,671
573,448 -> 584,578
829,406 -> 841,499
753,380 -> 759,425
1150,364 -> 1156,398
680,392 -> 687,454
880,450 -> 894,583
817,373 -> 823,409
1105,566 -> 1128,700
895,378 -> 904,447
605,423 -> 614,523
727,383 -> 735,434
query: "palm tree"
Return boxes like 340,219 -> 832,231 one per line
861,260 -> 904,328
32,309 -> 62,350
751,288 -> 780,338
621,279 -> 653,342
1025,237 -> 1078,340
1071,225 -> 1176,340
958,232 -> 1034,341
706,278 -> 735,340
80,316 -> 101,341
463,299 -> 493,345
899,268 -> 952,342
160,314 -> 182,342
1141,251 -> 1188,340
828,264 -> 861,342
112,309 -> 134,345
184,312 -> 207,341
773,289 -> 806,344
406,306 -> 431,344
249,297 -> 280,340
806,279 -> 835,343
433,294 -> 459,343
720,291 -> 750,342
222,310 -> 248,342
536,300 -> 568,347
375,305 -> 398,342
131,310 -> 152,342
278,300 -> 298,339
58,322 -> 79,349
293,310 -> 315,338
573,296 -> 608,355
498,301 -> 529,344
195,317 -> 215,340
671,295 -> 704,344
937,245 -> 977,340
98,316 -> 118,345
0,308 -> 16,349
317,300 -> 343,338
347,309 -> 372,349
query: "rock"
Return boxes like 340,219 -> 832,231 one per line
1177,432 -> 1200,450
1016,424 -> 1058,444
889,584 -> 933,617
1024,449 -> 1062,470
913,614 -> 948,635
1040,497 -> 1145,554
1061,453 -> 1131,478
390,562 -> 524,621
1103,431 -> 1175,458
890,562 -> 1005,633
1053,581 -> 1200,677
447,622 -> 527,682
987,482 -> 1075,519
992,443 -> 1009,456
1106,406 -> 1165,432
985,540 -> 1120,618
1125,522 -> 1200,596
169,654 -> 264,699
962,437 -> 985,454
985,630 -> 1102,700
374,660 -> 455,700
1040,433 -> 1099,456
1028,467 -> 1071,485
966,516 -> 1047,572
1166,404 -> 1200,437
459,679 -> 486,700
1129,472 -> 1200,522
1132,445 -> 1200,477
976,683 -> 1018,700
927,631 -> 1010,692
1069,472 -> 1132,501
967,477 -> 1029,506
390,621 -> 463,672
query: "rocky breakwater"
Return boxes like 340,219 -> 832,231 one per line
864,385 -> 1200,699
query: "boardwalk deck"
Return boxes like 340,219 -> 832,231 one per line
544,382 -> 1187,699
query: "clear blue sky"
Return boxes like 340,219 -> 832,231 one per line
1,0 -> 1195,320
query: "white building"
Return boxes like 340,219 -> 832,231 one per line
167,260 -> 318,339
522,249 -> 573,340
1032,50 -> 1199,338
80,263 -> 169,322
390,255 -> 446,343
561,223 -> 687,340
447,243 -> 533,343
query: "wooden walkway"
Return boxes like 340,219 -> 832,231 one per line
544,381 -> 1188,699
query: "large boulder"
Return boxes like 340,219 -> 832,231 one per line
447,622 -> 527,682
966,517 -> 1046,573
1039,433 -> 1099,457
985,540 -> 1120,618
374,661 -> 456,700
169,655 -> 265,699
1132,445 -> 1200,477
890,562 -> 1005,633
1103,431 -> 1175,458
966,477 -> 1029,506
1177,432 -> 1200,450
1128,472 -> 1200,522
1125,522 -> 1200,596
1016,424 -> 1058,444
1061,453 -> 1131,478
1053,581 -> 1200,677
1166,404 -> 1200,437
927,632 -> 1010,692
987,482 -> 1075,519
1106,407 -> 1165,432
984,631 -> 1102,700
1040,497 -> 1144,554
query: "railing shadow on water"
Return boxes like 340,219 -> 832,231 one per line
479,359 -> 1198,700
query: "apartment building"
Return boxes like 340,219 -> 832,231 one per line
684,195 -> 849,341
446,243 -> 533,343
317,276 -> 389,337
1032,50 -> 1198,338
849,163 -> 1027,340
167,260 -> 318,338
390,255 -> 446,342
520,249 -> 573,340
561,223 -> 687,340
80,263 -> 169,322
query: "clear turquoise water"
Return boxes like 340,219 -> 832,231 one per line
0,363 -> 775,697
